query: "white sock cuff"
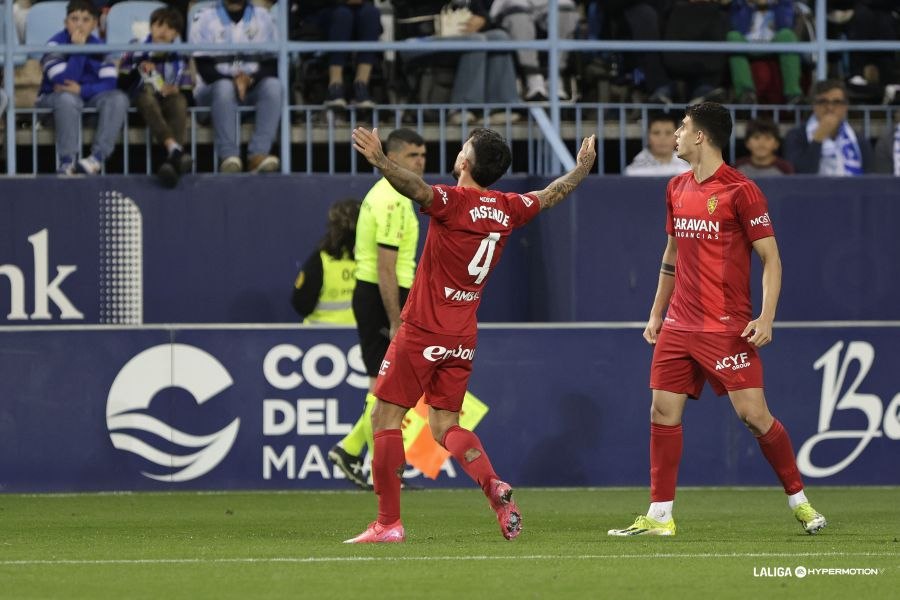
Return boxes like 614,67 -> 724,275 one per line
788,489 -> 808,509
648,501 -> 674,522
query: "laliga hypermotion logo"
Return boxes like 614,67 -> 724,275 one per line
106,344 -> 240,482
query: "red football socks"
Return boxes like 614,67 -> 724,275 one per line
756,419 -> 804,495
650,423 -> 683,502
373,429 -> 405,525
442,425 -> 498,496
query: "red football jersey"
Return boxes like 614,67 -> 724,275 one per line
401,184 -> 541,335
664,163 -> 774,333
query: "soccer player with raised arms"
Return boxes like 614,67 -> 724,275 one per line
608,103 -> 827,537
345,127 -> 596,543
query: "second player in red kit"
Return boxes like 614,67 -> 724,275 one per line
345,127 -> 597,544
609,103 -> 827,538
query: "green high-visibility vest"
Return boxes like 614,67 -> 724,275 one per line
305,250 -> 356,325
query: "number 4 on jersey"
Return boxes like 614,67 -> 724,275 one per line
468,233 -> 500,284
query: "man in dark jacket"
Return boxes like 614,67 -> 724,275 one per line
783,80 -> 874,175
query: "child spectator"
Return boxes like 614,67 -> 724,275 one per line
119,6 -> 193,188
37,0 -> 129,175
735,118 -> 794,176
624,112 -> 690,176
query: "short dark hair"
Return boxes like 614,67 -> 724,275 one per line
386,128 -> 425,154
150,7 -> 185,34
648,111 -> 678,129
466,128 -> 511,187
745,117 -> 780,142
67,0 -> 99,19
811,79 -> 846,98
685,102 -> 732,150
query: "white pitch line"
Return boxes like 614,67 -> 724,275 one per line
2,552 -> 898,566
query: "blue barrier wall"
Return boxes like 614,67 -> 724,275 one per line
2,175 -> 899,325
1,325 -> 897,492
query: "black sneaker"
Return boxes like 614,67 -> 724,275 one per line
352,80 -> 374,108
327,445 -> 370,490
170,148 -> 193,175
325,83 -> 347,108
157,160 -> 179,188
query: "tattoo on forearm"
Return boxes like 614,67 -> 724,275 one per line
376,154 -> 432,206
538,164 -> 589,210
660,262 -> 675,276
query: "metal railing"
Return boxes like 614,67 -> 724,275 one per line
3,0 -> 900,175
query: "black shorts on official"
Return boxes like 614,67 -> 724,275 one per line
352,280 -> 410,377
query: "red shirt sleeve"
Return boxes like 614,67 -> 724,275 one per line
423,184 -> 466,222
735,181 -> 775,242
501,191 -> 541,228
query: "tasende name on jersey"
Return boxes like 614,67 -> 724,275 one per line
674,217 -> 720,240
469,206 -> 510,227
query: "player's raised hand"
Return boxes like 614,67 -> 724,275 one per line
352,127 -> 386,168
741,317 -> 773,348
576,134 -> 597,172
643,314 -> 663,345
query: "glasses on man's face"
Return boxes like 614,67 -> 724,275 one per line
813,98 -> 849,107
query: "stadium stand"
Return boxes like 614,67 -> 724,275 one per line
1,0 -> 899,175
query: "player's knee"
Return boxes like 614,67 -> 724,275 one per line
430,422 -> 449,446
650,403 -> 674,424
737,410 -> 769,435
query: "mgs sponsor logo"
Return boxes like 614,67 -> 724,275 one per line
422,344 -> 476,362
437,187 -> 449,205
750,212 -> 772,227
106,344 -> 240,482
379,359 -> 391,376
673,217 -> 720,240
479,196 -> 496,203
715,352 -> 751,371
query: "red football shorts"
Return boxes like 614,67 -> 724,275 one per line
374,322 -> 477,412
649,327 -> 764,398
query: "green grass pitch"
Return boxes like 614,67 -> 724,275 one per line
1,487 -> 897,599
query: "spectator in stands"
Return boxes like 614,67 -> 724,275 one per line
661,0 -> 730,104
873,119 -> 899,175
290,0 -> 382,108
726,0 -> 804,105
489,0 -> 580,101
584,0 -> 675,104
191,0 -> 281,173
119,6 -> 193,188
735,117 -> 793,176
393,0 -> 520,124
36,0 -> 129,175
783,80 -> 874,175
624,112 -> 690,176
828,0 -> 898,103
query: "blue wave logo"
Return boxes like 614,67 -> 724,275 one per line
106,344 -> 240,482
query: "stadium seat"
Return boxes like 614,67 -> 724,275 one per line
0,7 -> 27,66
106,1 -> 167,45
25,1 -> 68,53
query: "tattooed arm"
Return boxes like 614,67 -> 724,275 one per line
532,135 -> 597,211
352,127 -> 433,208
